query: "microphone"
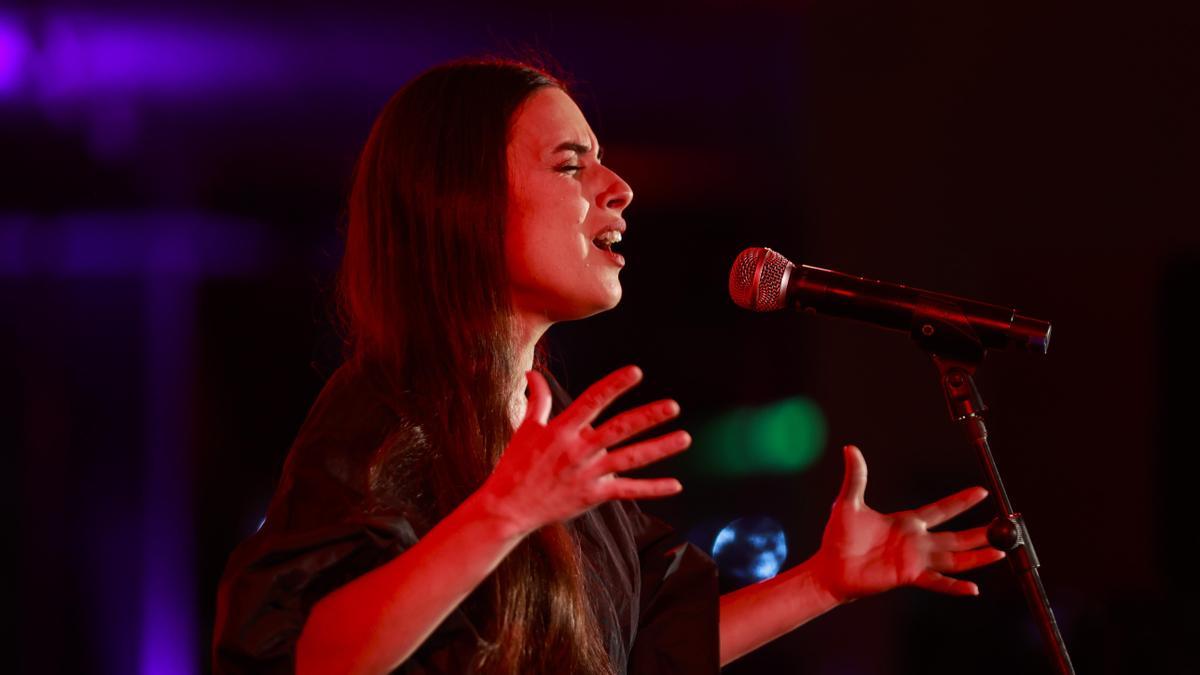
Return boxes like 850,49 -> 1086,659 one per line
728,247 -> 1051,354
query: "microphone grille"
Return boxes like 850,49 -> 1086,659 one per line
729,247 -> 793,311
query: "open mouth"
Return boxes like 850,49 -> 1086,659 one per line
592,229 -> 622,253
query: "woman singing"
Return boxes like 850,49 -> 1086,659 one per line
212,57 -> 1005,675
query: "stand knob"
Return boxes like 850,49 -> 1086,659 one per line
987,515 -> 1021,551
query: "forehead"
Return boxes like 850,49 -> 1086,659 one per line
508,88 -> 595,157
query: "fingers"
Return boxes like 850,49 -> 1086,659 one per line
929,526 -> 990,552
597,476 -> 683,500
914,486 -> 989,528
914,543 -> 1007,597
591,430 -> 691,476
835,444 -> 868,508
524,370 -> 553,426
560,365 -> 643,429
931,547 -> 1006,574
586,398 -> 681,450
914,570 -> 979,597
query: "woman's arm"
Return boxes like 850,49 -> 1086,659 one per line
718,555 -> 842,667
297,366 -> 689,674
296,490 -> 523,675
718,445 -> 1005,667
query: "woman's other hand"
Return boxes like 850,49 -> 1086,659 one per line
812,444 -> 1006,603
478,365 -> 690,538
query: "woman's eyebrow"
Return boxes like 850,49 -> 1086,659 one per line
551,141 -> 601,159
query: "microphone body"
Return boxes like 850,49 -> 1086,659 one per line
729,248 -> 1051,354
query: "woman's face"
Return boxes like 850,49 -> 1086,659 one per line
505,87 -> 634,323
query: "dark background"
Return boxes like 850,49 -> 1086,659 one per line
5,1 -> 1197,673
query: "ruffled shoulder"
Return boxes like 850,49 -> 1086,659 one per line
211,360 -> 480,674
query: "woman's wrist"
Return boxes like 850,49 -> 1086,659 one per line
718,552 -> 846,667
463,484 -> 534,544
795,549 -> 852,608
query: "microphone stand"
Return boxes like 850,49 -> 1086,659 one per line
912,304 -> 1075,675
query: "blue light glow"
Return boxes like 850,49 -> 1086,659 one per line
711,516 -> 788,585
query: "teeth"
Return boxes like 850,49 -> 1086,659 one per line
594,230 -> 622,246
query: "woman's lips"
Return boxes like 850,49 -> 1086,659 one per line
592,240 -> 625,267
591,225 -> 625,267
604,248 -> 625,267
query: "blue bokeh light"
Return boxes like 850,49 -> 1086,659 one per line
711,516 -> 788,585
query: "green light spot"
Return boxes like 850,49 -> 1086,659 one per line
690,397 -> 826,476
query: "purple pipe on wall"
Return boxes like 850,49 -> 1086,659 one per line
3,213 -> 271,674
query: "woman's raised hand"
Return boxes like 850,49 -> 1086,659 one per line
811,444 -> 1007,603
479,365 -> 691,538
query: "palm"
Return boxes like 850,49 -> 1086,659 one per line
813,445 -> 1005,602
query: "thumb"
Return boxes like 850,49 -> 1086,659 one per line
836,444 -> 868,508
524,370 -> 553,426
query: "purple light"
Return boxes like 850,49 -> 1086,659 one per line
0,212 -> 273,279
1,212 -> 275,674
3,8 -> 471,158
36,12 -> 290,102
4,8 -> 470,109
0,13 -> 31,95
141,273 -> 197,675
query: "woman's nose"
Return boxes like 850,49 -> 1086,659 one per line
596,165 -> 634,212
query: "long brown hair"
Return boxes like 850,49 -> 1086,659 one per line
336,57 -> 616,674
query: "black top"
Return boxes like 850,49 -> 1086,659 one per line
212,359 -> 720,674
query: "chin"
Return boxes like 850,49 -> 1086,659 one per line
557,287 -> 622,321
599,283 -> 623,312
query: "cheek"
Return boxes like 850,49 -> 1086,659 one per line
557,189 -> 589,219
533,181 -> 591,251
505,180 -> 542,259
557,194 -> 591,254
509,174 -> 594,265
505,209 -> 544,284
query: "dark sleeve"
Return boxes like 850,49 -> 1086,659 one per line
212,503 -> 482,675
213,507 -> 408,673
623,500 -> 721,675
